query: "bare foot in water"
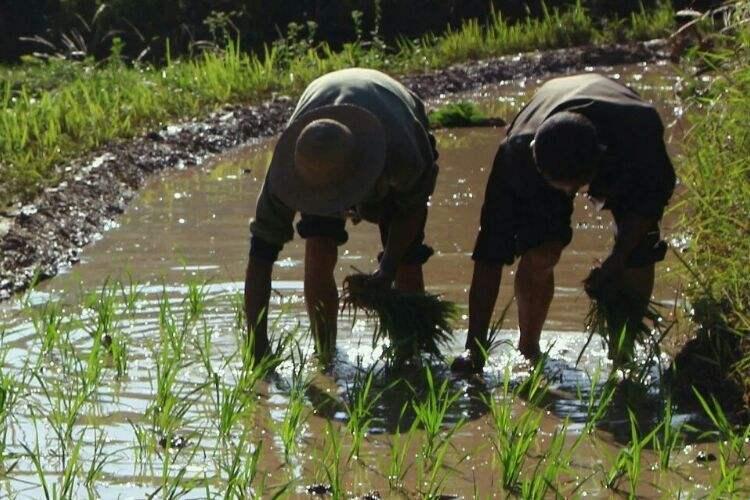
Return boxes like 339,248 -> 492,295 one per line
450,350 -> 485,374
518,342 -> 542,364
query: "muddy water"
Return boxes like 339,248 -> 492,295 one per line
0,63 -> 730,498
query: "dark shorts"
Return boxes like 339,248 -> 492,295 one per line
296,205 -> 434,266
472,141 -> 668,268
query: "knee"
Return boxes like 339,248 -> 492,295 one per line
521,242 -> 563,271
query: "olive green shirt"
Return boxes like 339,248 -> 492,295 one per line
249,68 -> 437,254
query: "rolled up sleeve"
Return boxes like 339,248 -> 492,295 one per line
387,122 -> 438,214
249,178 -> 295,262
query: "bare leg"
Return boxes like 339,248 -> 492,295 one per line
451,260 -> 503,374
394,264 -> 425,293
515,242 -> 564,360
304,237 -> 339,362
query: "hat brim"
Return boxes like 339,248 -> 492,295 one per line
268,104 -> 387,216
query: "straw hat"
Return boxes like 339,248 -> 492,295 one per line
268,104 -> 387,216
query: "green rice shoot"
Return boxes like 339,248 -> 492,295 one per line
428,101 -> 506,129
342,273 -> 458,360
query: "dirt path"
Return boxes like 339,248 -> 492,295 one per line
0,40 -> 667,301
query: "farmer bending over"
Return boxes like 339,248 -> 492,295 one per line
452,73 -> 676,373
245,68 -> 438,363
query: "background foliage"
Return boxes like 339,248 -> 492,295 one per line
0,0 -> 692,63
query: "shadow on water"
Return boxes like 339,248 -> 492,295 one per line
271,350 -> 492,435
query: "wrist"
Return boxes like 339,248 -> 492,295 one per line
379,258 -> 398,278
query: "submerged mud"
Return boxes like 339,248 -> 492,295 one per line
0,40 -> 668,301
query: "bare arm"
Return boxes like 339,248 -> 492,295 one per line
586,211 -> 658,294
244,256 -> 274,359
304,237 -> 339,360
467,260 -> 503,353
378,209 -> 425,281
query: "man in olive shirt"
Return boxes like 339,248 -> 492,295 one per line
245,68 -> 438,362
452,73 -> 676,373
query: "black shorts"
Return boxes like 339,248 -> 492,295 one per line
472,140 -> 667,268
296,205 -> 434,266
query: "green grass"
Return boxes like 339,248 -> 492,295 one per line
0,1 -> 675,209
676,13 -> 750,410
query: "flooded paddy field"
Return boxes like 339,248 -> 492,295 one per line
1,63 -> 748,498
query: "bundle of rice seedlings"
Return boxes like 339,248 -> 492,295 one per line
578,283 -> 664,367
428,101 -> 506,129
342,273 -> 459,360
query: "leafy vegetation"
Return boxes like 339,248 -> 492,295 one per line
0,2 -> 676,209
674,4 -> 750,413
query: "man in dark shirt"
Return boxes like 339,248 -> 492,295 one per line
245,68 -> 438,363
452,73 -> 676,373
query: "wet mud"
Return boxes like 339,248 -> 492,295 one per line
0,40 -> 669,302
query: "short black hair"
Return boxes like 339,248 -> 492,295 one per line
532,111 -> 600,183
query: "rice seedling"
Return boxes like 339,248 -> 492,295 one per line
220,431 -> 262,498
427,101 -> 506,129
28,300 -> 66,355
33,353 -> 99,467
57,436 -> 84,499
21,408 -> 52,499
129,419 -> 158,474
212,369 -> 256,442
84,430 -> 110,490
490,402 -> 542,494
276,348 -> 311,464
623,413 -> 657,499
147,355 -> 203,443
158,291 -> 189,360
411,368 -> 463,464
519,425 -> 568,499
388,403 -> 417,492
652,398 -> 686,470
108,330 -> 129,379
184,278 -> 208,325
577,366 -> 618,436
516,353 -> 551,406
84,281 -> 119,344
343,365 -> 389,462
118,274 -> 143,315
230,291 -> 246,332
0,345 -> 20,461
693,388 -> 750,464
321,421 -> 344,500
342,273 -> 458,360
602,410 -> 657,497
409,367 -> 466,497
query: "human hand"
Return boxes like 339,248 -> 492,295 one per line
361,266 -> 396,290
584,254 -> 625,298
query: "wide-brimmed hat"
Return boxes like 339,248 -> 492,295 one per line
268,104 -> 386,216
